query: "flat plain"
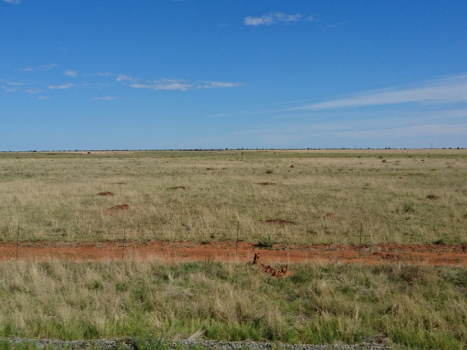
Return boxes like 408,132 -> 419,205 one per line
1,149 -> 467,245
1,149 -> 467,349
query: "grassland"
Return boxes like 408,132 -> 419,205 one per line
1,149 -> 467,349
1,149 -> 467,245
1,258 -> 467,349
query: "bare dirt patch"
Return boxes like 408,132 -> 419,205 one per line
97,192 -> 114,196
109,204 -> 130,211
252,253 -> 291,278
265,219 -> 296,226
2,241 -> 466,267
170,186 -> 186,190
258,182 -> 276,185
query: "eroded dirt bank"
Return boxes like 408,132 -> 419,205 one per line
1,241 -> 466,266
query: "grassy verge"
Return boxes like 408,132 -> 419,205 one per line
1,150 -> 467,245
1,259 -> 466,349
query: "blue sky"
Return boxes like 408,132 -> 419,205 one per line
1,0 -> 467,151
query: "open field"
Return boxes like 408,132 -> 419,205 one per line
1,150 -> 467,349
1,149 -> 467,245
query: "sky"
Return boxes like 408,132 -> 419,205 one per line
1,0 -> 467,151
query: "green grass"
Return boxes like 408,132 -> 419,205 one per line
1,259 -> 466,349
1,149 -> 467,245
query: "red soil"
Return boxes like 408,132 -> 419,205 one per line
109,204 -> 130,211
1,241 -> 466,267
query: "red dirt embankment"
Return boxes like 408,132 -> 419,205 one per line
1,241 -> 466,266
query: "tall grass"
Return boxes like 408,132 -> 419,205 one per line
1,259 -> 466,349
1,150 -> 466,245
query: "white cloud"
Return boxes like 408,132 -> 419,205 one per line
130,83 -> 153,89
203,81 -> 243,88
244,12 -> 303,26
38,96 -> 50,100
3,0 -> 21,4
297,74 -> 467,110
92,96 -> 118,101
1,86 -> 19,92
116,74 -> 134,82
153,80 -> 191,91
21,67 -> 34,72
65,70 -> 78,77
48,83 -> 75,89
119,75 -> 243,91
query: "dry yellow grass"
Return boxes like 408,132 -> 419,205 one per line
1,149 -> 466,244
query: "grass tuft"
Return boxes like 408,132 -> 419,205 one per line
255,233 -> 275,249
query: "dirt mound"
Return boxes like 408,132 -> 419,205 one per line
265,218 -> 296,226
97,192 -> 113,196
426,195 -> 439,200
252,253 -> 291,278
258,182 -> 275,185
170,186 -> 186,190
206,168 -> 214,170
289,165 -> 295,168
109,204 -> 130,211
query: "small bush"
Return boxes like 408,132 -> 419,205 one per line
256,233 -> 274,249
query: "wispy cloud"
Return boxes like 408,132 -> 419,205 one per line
38,96 -> 50,100
153,80 -> 191,91
26,88 -> 43,94
92,96 -> 118,101
203,81 -> 243,88
297,74 -> 467,110
125,77 -> 242,91
338,123 -> 467,139
2,80 -> 23,86
3,0 -> 21,4
21,67 -> 34,72
244,12 -> 303,26
116,74 -> 135,82
129,83 -> 153,89
1,86 -> 19,92
65,70 -> 78,77
0,79 -> 23,92
48,83 -> 75,89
